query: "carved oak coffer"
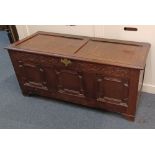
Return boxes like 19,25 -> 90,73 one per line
6,31 -> 150,121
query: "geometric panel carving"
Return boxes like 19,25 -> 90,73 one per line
55,69 -> 85,98
79,63 -> 129,78
96,76 -> 129,107
18,60 -> 48,90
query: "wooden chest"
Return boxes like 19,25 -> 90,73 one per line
6,31 -> 150,121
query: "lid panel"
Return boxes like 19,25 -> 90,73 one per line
15,33 -> 88,55
75,39 -> 149,69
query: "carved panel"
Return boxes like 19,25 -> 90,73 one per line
17,60 -> 48,91
13,51 -> 129,78
55,69 -> 85,98
15,53 -> 52,68
14,51 -> 78,68
96,75 -> 129,107
100,66 -> 129,77
79,63 -> 129,77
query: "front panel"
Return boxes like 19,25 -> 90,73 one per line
17,60 -> 48,91
55,68 -> 85,98
95,75 -> 129,107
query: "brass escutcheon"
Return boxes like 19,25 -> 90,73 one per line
61,58 -> 72,67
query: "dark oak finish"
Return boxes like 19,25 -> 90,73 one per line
5,31 -> 150,121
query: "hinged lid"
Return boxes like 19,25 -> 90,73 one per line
7,31 -> 89,56
76,38 -> 150,69
6,31 -> 150,69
